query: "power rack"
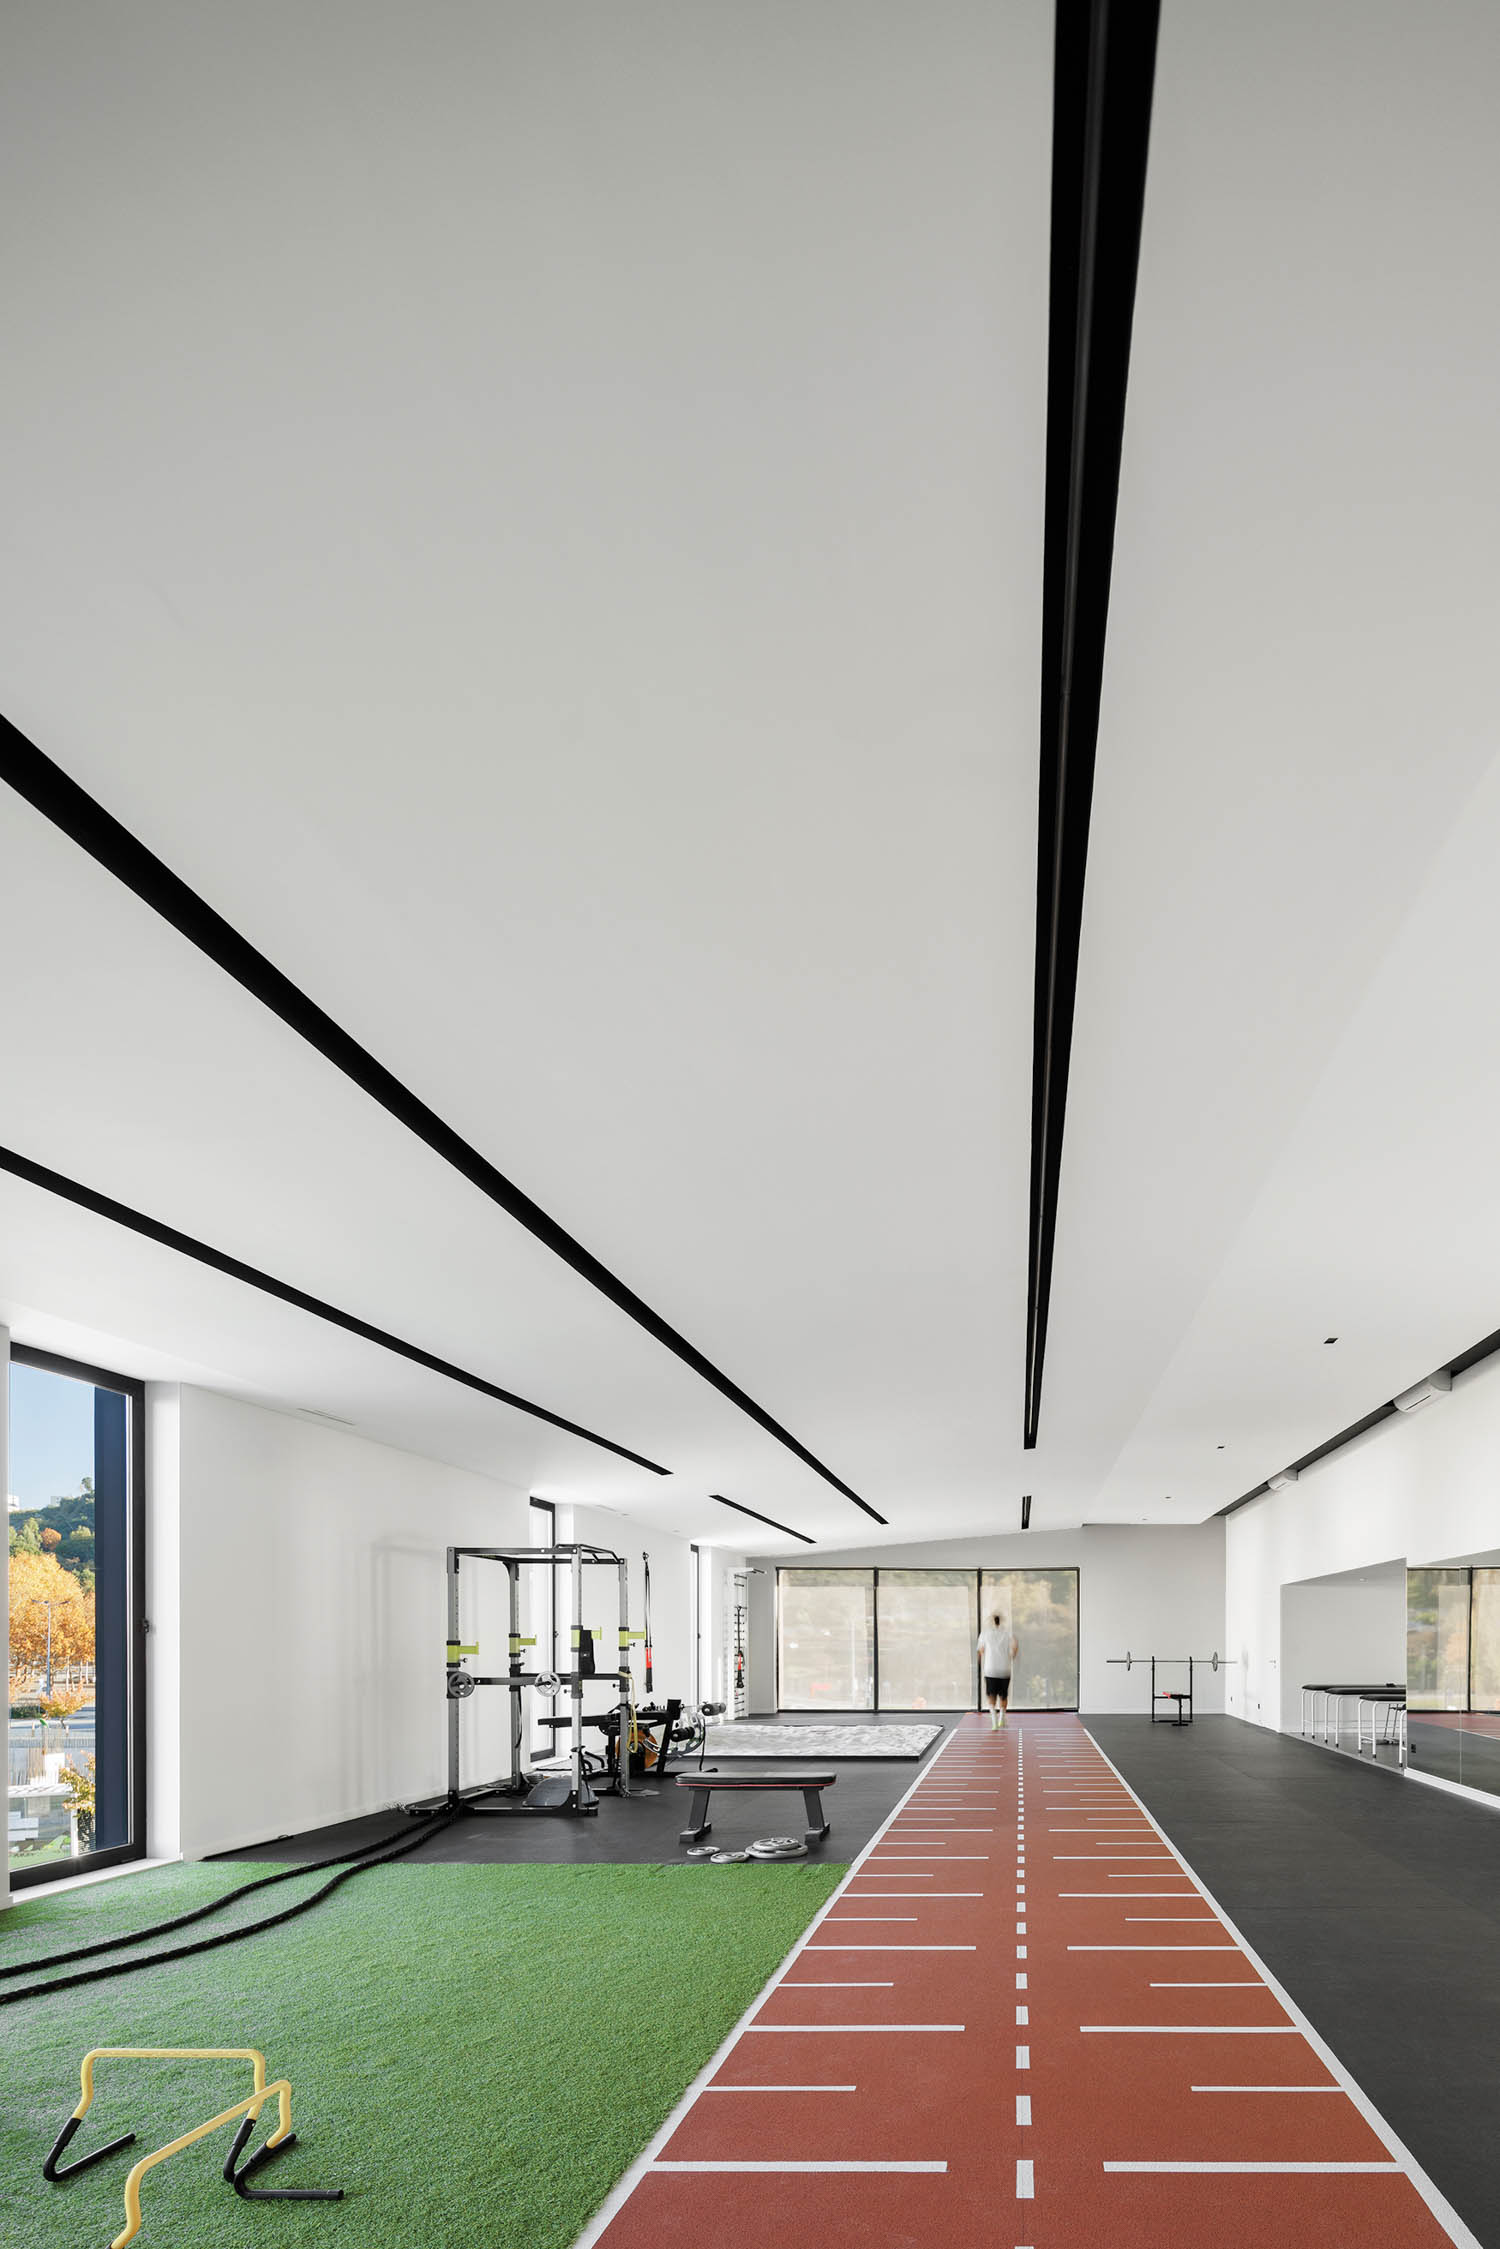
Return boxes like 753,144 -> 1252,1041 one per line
408,1541 -> 642,1820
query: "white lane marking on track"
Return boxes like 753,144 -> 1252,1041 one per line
1190,2084 -> 1341,2093
703,2084 -> 858,2092
1015,2045 -> 1030,2068
1016,2095 -> 1031,2124
1150,1981 -> 1262,1987
807,1943 -> 978,1951
1081,2025 -> 1299,2035
1016,2159 -> 1034,2197
1103,2161 -> 1400,2174
746,2022 -> 966,2033
1060,1893 -> 1202,1899
569,1718 -> 975,2249
1070,1944 -> 1235,1951
652,2161 -> 948,2174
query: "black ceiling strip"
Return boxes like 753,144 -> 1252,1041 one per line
1219,1400 -> 1399,1518
712,1493 -> 816,1548
0,1142 -> 669,1476
1026,0 -> 1160,1450
1216,1324 -> 1500,1517
1021,1492 -> 1032,1530
0,715 -> 880,1527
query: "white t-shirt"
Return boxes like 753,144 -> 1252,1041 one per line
978,1626 -> 1014,1676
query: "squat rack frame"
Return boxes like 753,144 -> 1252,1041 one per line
416,1542 -> 641,1818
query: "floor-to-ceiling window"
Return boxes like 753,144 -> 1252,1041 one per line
877,1570 -> 975,1709
777,1566 -> 1079,1711
7,1348 -> 145,1886
980,1568 -> 1080,1709
1469,1569 -> 1500,1712
777,1569 -> 875,1709
1406,1567 -> 1472,1710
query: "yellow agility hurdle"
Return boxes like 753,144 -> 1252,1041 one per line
43,2046 -> 343,2248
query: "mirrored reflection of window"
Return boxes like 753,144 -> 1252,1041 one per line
778,1570 -> 874,1709
981,1569 -> 1079,1709
8,1351 -> 143,1887
1469,1570 -> 1500,1713
876,1570 -> 974,1709
1406,1567 -> 1471,1710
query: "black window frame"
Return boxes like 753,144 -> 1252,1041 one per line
8,1344 -> 147,1891
775,1564 -> 1081,1714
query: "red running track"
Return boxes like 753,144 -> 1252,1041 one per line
579,1715 -> 1475,2249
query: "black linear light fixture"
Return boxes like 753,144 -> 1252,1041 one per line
712,1493 -> 816,1548
1025,0 -> 1160,1450
1021,1493 -> 1032,1530
0,714 -> 883,1529
0,1142 -> 669,1476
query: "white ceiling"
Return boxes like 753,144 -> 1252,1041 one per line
3,2 -> 1500,1551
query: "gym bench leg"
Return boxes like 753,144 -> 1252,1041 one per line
678,1790 -> 713,1844
802,1788 -> 829,1845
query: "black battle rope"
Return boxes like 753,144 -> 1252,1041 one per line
0,1815 -> 436,1981
0,1815 -> 455,2007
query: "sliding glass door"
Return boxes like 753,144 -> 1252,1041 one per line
8,1348 -> 145,1887
778,1566 -> 1079,1711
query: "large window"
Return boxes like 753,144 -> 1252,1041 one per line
777,1570 -> 875,1709
877,1571 -> 975,1709
778,1567 -> 1079,1711
1470,1570 -> 1500,1713
981,1569 -> 1080,1710
1407,1567 -> 1472,1710
8,1348 -> 145,1887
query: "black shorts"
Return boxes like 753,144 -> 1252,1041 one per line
984,1674 -> 1011,1699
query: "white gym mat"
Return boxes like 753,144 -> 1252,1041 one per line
701,1722 -> 943,1760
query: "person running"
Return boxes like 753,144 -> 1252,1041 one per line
978,1609 -> 1018,1729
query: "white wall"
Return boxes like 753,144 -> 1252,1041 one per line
1278,1571 -> 1406,1732
1226,1350 -> 1500,1730
555,1503 -> 742,1717
745,1522 -> 1227,1716
169,1385 -> 527,1858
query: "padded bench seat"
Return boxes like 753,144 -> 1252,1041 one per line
675,1768 -> 836,1847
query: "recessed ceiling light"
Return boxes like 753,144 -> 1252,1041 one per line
1216,1443 -> 1225,1450
1324,1336 -> 1338,1345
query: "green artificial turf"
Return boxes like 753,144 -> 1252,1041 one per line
0,1856 -> 843,2249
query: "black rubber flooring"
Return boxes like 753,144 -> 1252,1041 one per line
215,1711 -> 958,1869
1089,1712 -> 1500,2249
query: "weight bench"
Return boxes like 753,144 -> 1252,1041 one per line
676,1768 -> 836,1847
